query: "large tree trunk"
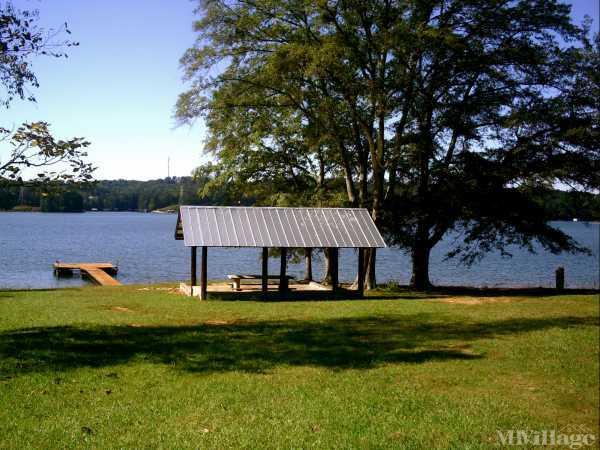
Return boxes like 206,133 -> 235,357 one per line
410,244 -> 431,290
322,248 -> 333,284
410,123 -> 434,291
365,248 -> 376,289
410,221 -> 432,290
351,247 -> 373,289
304,248 -> 313,282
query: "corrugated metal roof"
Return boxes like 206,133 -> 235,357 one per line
175,206 -> 386,248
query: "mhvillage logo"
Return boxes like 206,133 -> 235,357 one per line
496,425 -> 596,448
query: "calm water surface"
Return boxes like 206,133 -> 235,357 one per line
0,212 -> 598,289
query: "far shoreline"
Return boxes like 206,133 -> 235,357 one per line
0,209 -> 596,222
0,209 -> 177,214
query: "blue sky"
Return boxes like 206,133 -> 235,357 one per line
6,0 -> 599,180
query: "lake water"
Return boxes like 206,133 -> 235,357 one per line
0,212 -> 598,289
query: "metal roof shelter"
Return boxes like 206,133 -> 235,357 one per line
176,206 -> 386,248
175,206 -> 386,299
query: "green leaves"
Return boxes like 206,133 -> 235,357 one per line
0,122 -> 94,186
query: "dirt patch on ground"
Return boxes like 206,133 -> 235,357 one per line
204,319 -> 236,326
136,287 -> 181,294
202,318 -> 256,326
435,297 -> 518,305
111,306 -> 133,312
205,320 -> 229,325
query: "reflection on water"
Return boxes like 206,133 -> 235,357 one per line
0,212 -> 598,289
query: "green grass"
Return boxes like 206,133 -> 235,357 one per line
0,285 -> 598,449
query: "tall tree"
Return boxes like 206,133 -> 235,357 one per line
178,0 -> 599,289
0,1 -> 93,186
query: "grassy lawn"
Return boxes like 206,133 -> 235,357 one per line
0,285 -> 598,449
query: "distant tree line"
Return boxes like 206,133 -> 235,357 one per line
0,176 -> 597,219
0,175 -> 255,212
531,190 -> 600,222
82,178 -> 198,212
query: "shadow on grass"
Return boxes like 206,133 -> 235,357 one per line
204,286 -> 599,302
379,285 -> 600,299
207,289 -> 448,302
1,314 -> 597,376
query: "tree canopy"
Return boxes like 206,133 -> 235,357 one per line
178,0 -> 599,289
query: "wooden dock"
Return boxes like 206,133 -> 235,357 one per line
53,262 -> 121,286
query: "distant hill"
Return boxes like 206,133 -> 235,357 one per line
530,189 -> 600,221
81,177 -> 202,212
0,177 -> 248,212
0,178 -> 598,220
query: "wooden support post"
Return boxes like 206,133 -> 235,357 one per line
331,247 -> 339,294
304,247 -> 313,282
555,266 -> 565,290
357,247 -> 365,297
190,246 -> 197,295
262,247 -> 269,295
200,246 -> 207,300
279,247 -> 288,296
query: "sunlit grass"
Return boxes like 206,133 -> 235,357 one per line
0,285 -> 598,448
